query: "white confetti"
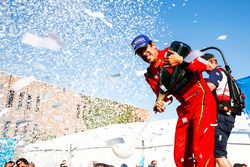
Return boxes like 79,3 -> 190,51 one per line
12,76 -> 35,91
135,70 -> 146,77
0,108 -> 9,116
184,50 -> 203,62
32,61 -> 46,71
217,35 -> 227,40
83,8 -> 113,28
22,32 -> 64,50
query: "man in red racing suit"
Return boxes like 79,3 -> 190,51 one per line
131,34 -> 216,167
155,49 -> 217,167
131,34 -> 171,101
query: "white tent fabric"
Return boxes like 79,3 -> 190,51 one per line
23,116 -> 250,167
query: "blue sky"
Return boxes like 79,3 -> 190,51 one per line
163,0 -> 250,119
158,0 -> 250,79
133,0 -> 250,119
1,0 -> 250,120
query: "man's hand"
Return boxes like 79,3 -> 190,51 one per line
154,100 -> 166,113
164,50 -> 183,67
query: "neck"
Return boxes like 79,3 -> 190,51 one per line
153,57 -> 162,68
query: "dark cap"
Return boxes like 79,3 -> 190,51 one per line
131,34 -> 152,53
201,53 -> 215,60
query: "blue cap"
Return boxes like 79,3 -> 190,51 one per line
131,34 -> 151,53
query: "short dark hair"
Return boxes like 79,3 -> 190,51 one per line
16,158 -> 29,165
151,160 -> 157,163
233,163 -> 248,167
201,53 -> 215,61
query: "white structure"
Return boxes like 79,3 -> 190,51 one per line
23,115 -> 250,167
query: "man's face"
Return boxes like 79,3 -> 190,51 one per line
136,43 -> 158,63
6,162 -> 15,167
209,58 -> 218,68
17,162 -> 28,167
151,160 -> 157,167
205,58 -> 218,74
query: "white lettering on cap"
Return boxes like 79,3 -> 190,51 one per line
132,37 -> 146,48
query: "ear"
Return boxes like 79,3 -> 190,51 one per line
151,42 -> 156,49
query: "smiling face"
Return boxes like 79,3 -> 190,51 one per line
5,162 -> 15,167
136,42 -> 158,63
17,162 -> 28,167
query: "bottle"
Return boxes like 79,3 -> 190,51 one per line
166,41 -> 191,58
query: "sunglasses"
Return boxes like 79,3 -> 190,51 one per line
135,46 -> 148,57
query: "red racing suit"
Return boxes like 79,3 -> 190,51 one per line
144,48 -> 172,101
144,49 -> 217,167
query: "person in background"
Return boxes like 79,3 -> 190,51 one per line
148,160 -> 157,167
120,163 -> 128,167
4,161 -> 15,167
60,160 -> 68,167
233,163 -> 248,167
201,53 -> 238,167
16,158 -> 29,167
28,162 -> 35,167
93,163 -> 114,167
131,34 -> 217,167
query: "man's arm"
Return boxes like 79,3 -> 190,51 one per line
206,69 -> 223,91
154,92 -> 166,113
145,73 -> 173,103
207,82 -> 217,91
164,50 -> 213,72
145,76 -> 170,113
144,74 -> 160,96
